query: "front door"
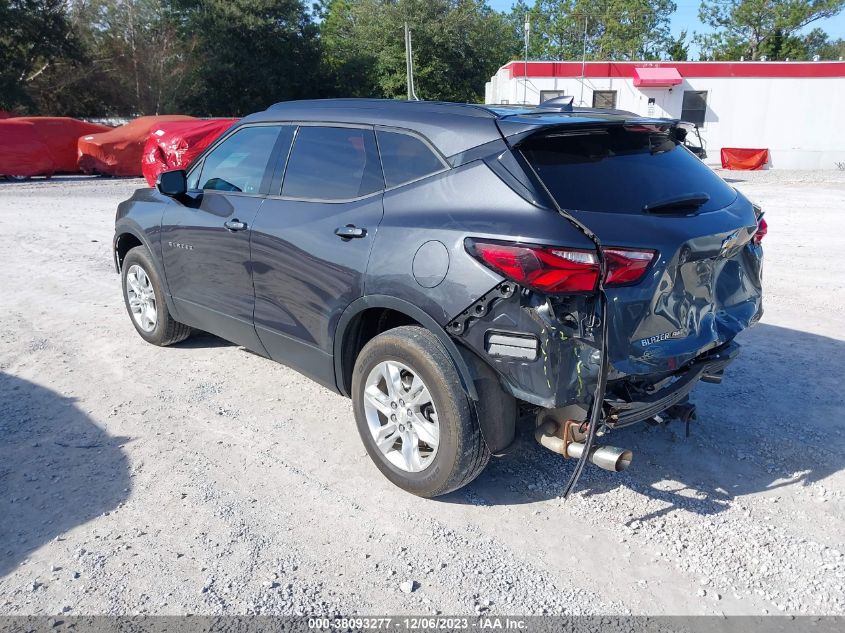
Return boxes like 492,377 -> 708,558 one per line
250,125 -> 385,388
161,124 -> 289,350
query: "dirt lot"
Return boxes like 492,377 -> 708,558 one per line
1,171 -> 844,616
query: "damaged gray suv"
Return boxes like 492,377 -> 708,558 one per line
113,98 -> 764,497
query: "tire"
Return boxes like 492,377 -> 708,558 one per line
121,246 -> 191,346
351,325 -> 489,497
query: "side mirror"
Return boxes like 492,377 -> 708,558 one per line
156,169 -> 187,198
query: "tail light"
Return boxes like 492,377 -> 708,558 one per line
604,248 -> 657,286
753,217 -> 767,244
467,240 -> 656,293
467,240 -> 599,292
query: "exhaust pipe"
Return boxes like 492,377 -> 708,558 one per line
567,441 -> 633,472
534,421 -> 633,472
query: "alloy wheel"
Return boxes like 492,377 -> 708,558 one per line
125,264 -> 157,332
362,360 -> 440,473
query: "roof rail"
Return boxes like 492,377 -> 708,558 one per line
265,98 -> 499,118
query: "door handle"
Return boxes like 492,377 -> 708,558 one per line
224,219 -> 247,232
334,225 -> 367,240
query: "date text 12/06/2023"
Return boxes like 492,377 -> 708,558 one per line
306,617 -> 528,630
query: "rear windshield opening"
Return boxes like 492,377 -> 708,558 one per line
520,126 -> 736,214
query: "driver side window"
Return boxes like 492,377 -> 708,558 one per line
198,125 -> 282,194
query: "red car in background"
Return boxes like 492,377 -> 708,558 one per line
0,117 -> 110,179
141,118 -> 238,186
78,115 -> 195,177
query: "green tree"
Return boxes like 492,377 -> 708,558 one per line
667,29 -> 689,60
508,0 -> 676,60
318,0 -> 382,98
1,1 -> 197,117
503,0 -> 533,57
697,0 -> 845,61
320,0 -> 516,103
174,0 -> 321,116
506,0 -> 677,61
760,27 -> 809,59
599,0 -> 677,58
85,0 -> 191,115
33,0 -> 193,116
804,26 -> 845,59
0,0 -> 84,112
515,0 -> 578,59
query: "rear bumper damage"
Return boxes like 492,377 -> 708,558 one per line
604,340 -> 739,427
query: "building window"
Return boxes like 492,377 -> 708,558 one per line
592,90 -> 617,109
539,90 -> 566,104
681,91 -> 708,127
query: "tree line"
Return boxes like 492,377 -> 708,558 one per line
2,0 -> 843,118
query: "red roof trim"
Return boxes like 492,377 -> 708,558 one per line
504,60 -> 845,79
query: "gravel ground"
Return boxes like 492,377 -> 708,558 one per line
0,170 -> 843,616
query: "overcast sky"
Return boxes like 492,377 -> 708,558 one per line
487,0 -> 845,59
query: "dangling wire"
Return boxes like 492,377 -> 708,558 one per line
561,283 -> 608,498
517,147 -> 611,499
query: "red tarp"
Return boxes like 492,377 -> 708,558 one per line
1,117 -> 110,177
16,117 -> 111,173
0,120 -> 55,177
720,147 -> 770,170
78,115 -> 195,177
141,118 -> 238,186
633,67 -> 683,87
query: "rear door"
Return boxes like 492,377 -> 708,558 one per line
250,124 -> 385,388
518,124 -> 763,376
161,124 -> 288,350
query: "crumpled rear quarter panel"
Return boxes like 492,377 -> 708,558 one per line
453,289 -> 603,409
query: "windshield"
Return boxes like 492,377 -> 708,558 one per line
520,126 -> 735,214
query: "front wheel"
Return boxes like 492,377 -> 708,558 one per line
351,326 -> 489,497
121,246 -> 191,346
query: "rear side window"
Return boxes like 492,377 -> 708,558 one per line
282,126 -> 383,200
520,126 -> 736,214
199,125 -> 281,194
376,130 -> 445,188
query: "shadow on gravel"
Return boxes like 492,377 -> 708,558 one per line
447,323 -> 845,515
172,331 -> 235,349
0,373 -> 131,577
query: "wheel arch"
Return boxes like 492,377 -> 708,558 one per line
113,231 -> 143,273
334,296 -> 479,402
114,221 -> 178,317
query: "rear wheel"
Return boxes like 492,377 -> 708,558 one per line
352,326 -> 489,497
121,246 -> 191,346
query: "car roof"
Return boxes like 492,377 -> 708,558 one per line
243,99 -> 501,158
243,98 -> 676,158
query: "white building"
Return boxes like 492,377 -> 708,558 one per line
485,60 -> 845,169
